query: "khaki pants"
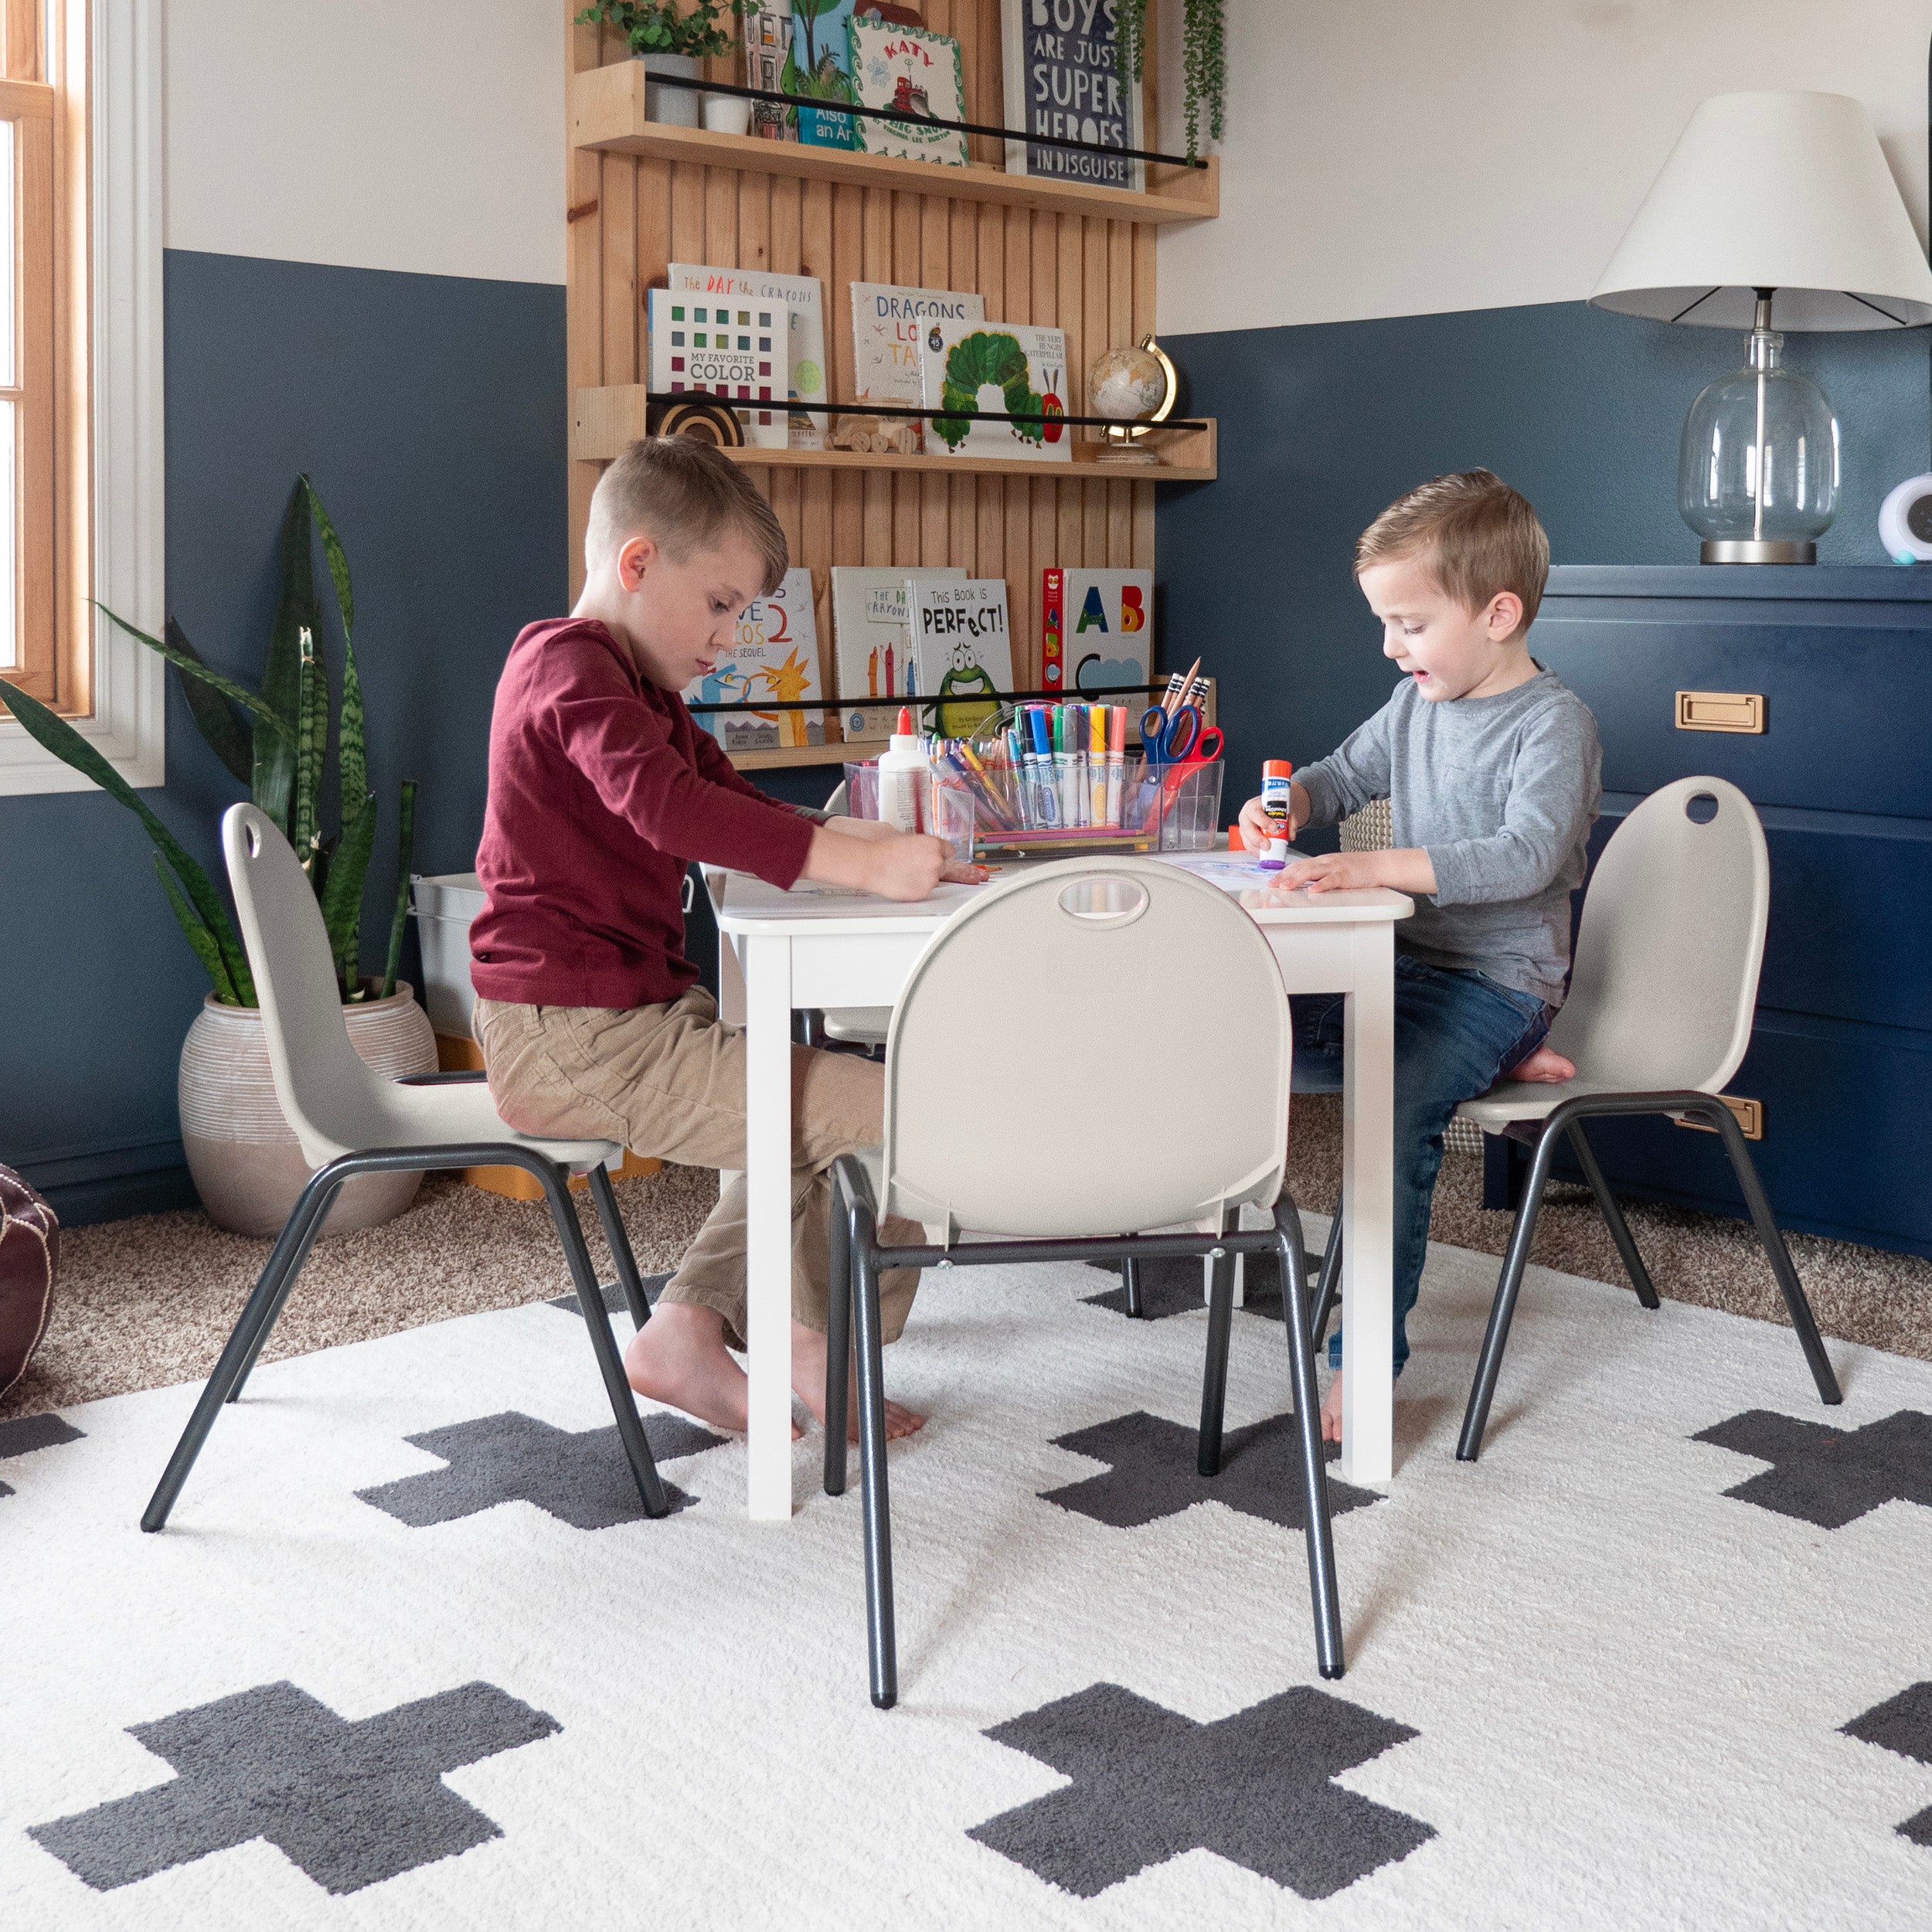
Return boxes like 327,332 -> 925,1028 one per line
473,989 -> 920,1350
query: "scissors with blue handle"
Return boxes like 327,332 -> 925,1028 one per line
1140,703 -> 1223,775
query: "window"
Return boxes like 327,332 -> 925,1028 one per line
0,0 -> 163,795
0,0 -> 83,709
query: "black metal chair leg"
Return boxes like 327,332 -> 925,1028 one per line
587,1162 -> 652,1330
1198,1243 -> 1235,1476
1121,1257 -> 1145,1318
850,1199 -> 897,1709
1565,1121 -> 1658,1308
1274,1202 -> 1343,1679
224,1183 -> 338,1403
536,1165 -> 670,1519
1311,1215 -> 1342,1347
144,1166 -> 347,1530
824,1162 -> 855,1497
1700,1101 -> 1842,1406
1458,1114 -> 1567,1463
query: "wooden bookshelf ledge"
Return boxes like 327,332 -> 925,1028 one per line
570,60 -> 1219,225
573,386 -> 1217,480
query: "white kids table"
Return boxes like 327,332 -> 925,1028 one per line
709,858 -> 1413,1518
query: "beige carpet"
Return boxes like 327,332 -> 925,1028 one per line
1,1165 -> 719,1421
5,1095 -> 1927,1421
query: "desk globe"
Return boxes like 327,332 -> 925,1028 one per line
1090,337 -> 1176,464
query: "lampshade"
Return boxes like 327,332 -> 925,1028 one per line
1591,91 -> 1932,332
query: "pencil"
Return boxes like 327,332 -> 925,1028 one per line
1167,658 -> 1202,715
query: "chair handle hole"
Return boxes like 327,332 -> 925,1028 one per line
1685,793 -> 1719,825
245,823 -> 261,855
1056,876 -> 1149,927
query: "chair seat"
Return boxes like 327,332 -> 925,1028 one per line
821,1007 -> 893,1046
299,1077 -> 617,1173
1457,1075 -> 1704,1131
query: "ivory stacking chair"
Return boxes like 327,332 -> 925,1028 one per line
824,857 -> 1341,1708
1454,776 -> 1842,1461
141,804 -> 669,1532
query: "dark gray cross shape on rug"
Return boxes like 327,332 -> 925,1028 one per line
548,1272 -> 670,1318
30,1679 -> 556,1895
356,1408 -> 725,1528
1043,1410 -> 1379,1532
1692,1409 -> 1932,1527
1083,1254 -> 1287,1322
1843,1682 -> 1932,1847
971,1682 -> 1434,1899
0,1410 -> 83,1497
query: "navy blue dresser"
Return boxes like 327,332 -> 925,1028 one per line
1507,565 -> 1932,1260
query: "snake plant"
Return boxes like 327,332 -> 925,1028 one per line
0,476 -> 418,1008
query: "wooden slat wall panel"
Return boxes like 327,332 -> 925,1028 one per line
566,0 -> 1173,718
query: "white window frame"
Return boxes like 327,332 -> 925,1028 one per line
0,0 -> 163,796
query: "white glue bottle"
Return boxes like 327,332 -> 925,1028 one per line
1258,758 -> 1294,869
877,706 -> 930,835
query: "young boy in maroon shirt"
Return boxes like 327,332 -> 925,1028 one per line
471,438 -> 978,1439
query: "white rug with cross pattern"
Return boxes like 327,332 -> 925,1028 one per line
2,1212 -> 1930,1930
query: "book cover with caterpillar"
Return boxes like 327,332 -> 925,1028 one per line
917,321 -> 1070,464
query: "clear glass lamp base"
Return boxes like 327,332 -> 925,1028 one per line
1700,538 -> 1817,564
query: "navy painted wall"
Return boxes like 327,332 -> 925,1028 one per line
1156,298 -> 1932,798
0,250 -> 567,1220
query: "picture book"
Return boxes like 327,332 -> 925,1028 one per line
1043,567 -> 1152,697
840,281 -> 985,454
668,264 -> 826,448
829,565 -> 964,741
645,289 -> 791,450
784,0 -> 859,148
742,0 -> 795,140
910,578 -> 1014,737
917,321 -> 1070,464
1001,0 -> 1145,192
847,17 -> 967,168
683,567 -> 825,750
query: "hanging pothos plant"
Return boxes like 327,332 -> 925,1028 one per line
1116,0 -> 1226,165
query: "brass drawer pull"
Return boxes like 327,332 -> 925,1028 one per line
1676,690 -> 1765,733
1674,1095 -> 1764,1141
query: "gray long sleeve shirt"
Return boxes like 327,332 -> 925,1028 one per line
1296,667 -> 1601,1005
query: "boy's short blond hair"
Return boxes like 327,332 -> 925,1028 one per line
1355,469 -> 1549,636
586,436 -> 789,595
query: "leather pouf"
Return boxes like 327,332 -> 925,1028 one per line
0,1164 -> 58,1401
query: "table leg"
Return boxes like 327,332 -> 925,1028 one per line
1338,922 -> 1395,1488
743,932 -> 795,1520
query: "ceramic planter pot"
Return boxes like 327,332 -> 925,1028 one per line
642,52 -> 702,127
179,982 -> 438,1238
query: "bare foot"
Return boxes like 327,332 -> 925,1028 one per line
1320,1372 -> 1344,1446
623,1303 -> 803,1439
791,1321 -> 926,1441
1509,1043 -> 1575,1083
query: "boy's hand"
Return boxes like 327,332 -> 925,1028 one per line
1278,846 -> 1437,895
1236,781 -> 1309,851
804,822 -> 957,901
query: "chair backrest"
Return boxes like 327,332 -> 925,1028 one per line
825,779 -> 849,815
1546,775 -> 1767,1093
883,857 -> 1291,1239
222,803 -> 386,1165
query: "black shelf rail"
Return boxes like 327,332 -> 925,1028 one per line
690,681 -> 1176,716
644,393 -> 1206,433
640,72 -> 1208,172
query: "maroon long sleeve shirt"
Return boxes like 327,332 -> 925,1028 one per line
470,617 -> 818,1009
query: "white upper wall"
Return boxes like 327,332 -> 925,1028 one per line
1157,0 -> 1932,335
165,0 -> 564,285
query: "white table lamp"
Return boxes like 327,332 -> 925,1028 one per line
1592,91 -> 1932,563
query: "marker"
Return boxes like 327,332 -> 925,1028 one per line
1106,705 -> 1126,826
1259,758 -> 1294,869
1089,704 -> 1108,825
1029,705 -> 1060,828
1053,706 -> 1077,829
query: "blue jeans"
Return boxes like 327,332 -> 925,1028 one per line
1291,953 -> 1552,1376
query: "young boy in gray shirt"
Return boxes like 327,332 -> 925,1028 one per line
1236,470 -> 1600,1444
